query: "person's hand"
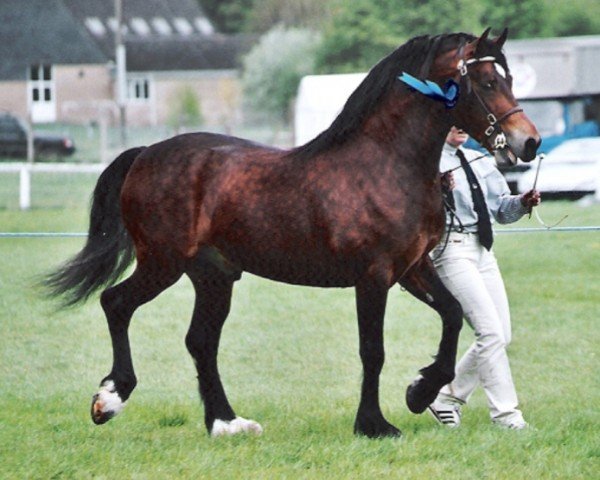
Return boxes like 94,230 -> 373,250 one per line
440,171 -> 455,192
520,189 -> 541,208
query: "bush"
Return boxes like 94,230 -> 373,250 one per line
169,86 -> 203,132
242,26 -> 321,122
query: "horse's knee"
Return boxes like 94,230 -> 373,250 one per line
441,297 -> 463,332
185,329 -> 202,357
359,345 -> 385,375
185,327 -> 217,363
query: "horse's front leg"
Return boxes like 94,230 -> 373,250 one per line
354,278 -> 401,438
399,257 -> 463,414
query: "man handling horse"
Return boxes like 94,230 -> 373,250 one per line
427,126 -> 540,430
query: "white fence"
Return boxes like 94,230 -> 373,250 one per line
0,162 -> 105,210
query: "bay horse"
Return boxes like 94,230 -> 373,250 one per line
45,29 -> 540,438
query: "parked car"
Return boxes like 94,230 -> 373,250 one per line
515,137 -> 600,197
0,112 -> 75,159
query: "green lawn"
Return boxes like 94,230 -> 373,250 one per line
0,198 -> 598,479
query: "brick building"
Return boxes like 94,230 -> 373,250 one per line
0,0 -> 253,128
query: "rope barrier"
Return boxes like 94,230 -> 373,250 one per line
1,227 -> 599,238
0,232 -> 87,238
495,226 -> 600,233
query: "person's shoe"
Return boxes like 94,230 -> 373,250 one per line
494,418 -> 529,430
508,420 -> 529,430
427,400 -> 461,428
493,414 -> 529,430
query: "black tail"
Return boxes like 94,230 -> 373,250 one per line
44,147 -> 145,307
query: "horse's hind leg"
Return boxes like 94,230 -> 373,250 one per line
185,262 -> 262,437
91,256 -> 184,424
399,257 -> 463,414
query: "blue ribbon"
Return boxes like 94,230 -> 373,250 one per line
398,72 -> 460,108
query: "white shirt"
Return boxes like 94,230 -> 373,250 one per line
440,143 -> 528,232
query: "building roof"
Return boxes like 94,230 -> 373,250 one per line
125,35 -> 253,72
0,0 -> 106,80
0,0 -> 251,80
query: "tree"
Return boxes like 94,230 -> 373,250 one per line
545,0 -> 600,37
314,1 -> 402,73
168,86 -> 203,133
199,0 -> 254,33
246,0 -> 333,33
315,0 -> 485,73
198,0 -> 334,34
242,26 -> 321,122
480,0 -> 549,38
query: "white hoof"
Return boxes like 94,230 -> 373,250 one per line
211,417 -> 263,437
91,380 -> 126,424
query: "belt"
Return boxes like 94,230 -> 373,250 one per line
448,229 -> 479,235
445,231 -> 479,244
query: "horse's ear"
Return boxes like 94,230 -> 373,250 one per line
480,27 -> 492,42
458,37 -> 477,61
467,27 -> 492,57
494,28 -> 509,49
473,27 -> 492,54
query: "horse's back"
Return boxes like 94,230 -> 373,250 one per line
119,132 -> 286,260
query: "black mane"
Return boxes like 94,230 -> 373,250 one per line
290,32 -> 500,160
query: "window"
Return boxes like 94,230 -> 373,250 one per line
28,64 -> 56,122
29,64 -> 53,103
107,18 -> 129,34
85,17 -> 106,36
152,17 -> 172,35
0,115 -> 25,139
194,17 -> 214,35
130,17 -> 151,36
173,18 -> 193,35
127,78 -> 151,102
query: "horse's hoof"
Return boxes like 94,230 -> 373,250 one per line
90,380 -> 126,425
211,417 -> 263,437
406,375 -> 440,414
354,415 -> 402,439
356,424 -> 402,439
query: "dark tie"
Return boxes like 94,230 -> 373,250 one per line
456,149 -> 494,250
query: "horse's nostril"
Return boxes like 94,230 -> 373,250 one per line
524,137 -> 539,161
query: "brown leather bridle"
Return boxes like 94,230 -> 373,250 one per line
457,56 -> 523,152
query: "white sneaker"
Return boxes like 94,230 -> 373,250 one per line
428,400 -> 461,428
494,418 -> 529,430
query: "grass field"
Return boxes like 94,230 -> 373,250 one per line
0,187 -> 599,478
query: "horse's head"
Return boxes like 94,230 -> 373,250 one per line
434,28 -> 541,164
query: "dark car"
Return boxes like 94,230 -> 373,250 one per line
0,112 -> 75,159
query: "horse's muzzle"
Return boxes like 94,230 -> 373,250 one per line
496,136 -> 541,165
523,137 -> 541,162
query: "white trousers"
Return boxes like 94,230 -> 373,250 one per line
431,232 -> 524,424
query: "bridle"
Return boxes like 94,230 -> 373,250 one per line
457,56 -> 523,152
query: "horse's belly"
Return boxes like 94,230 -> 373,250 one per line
225,247 -> 365,287
247,265 -> 358,288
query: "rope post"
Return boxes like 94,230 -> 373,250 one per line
100,116 -> 109,165
19,165 -> 31,210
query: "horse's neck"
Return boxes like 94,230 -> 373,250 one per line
363,95 -> 451,178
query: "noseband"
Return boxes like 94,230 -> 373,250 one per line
458,56 -> 523,151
